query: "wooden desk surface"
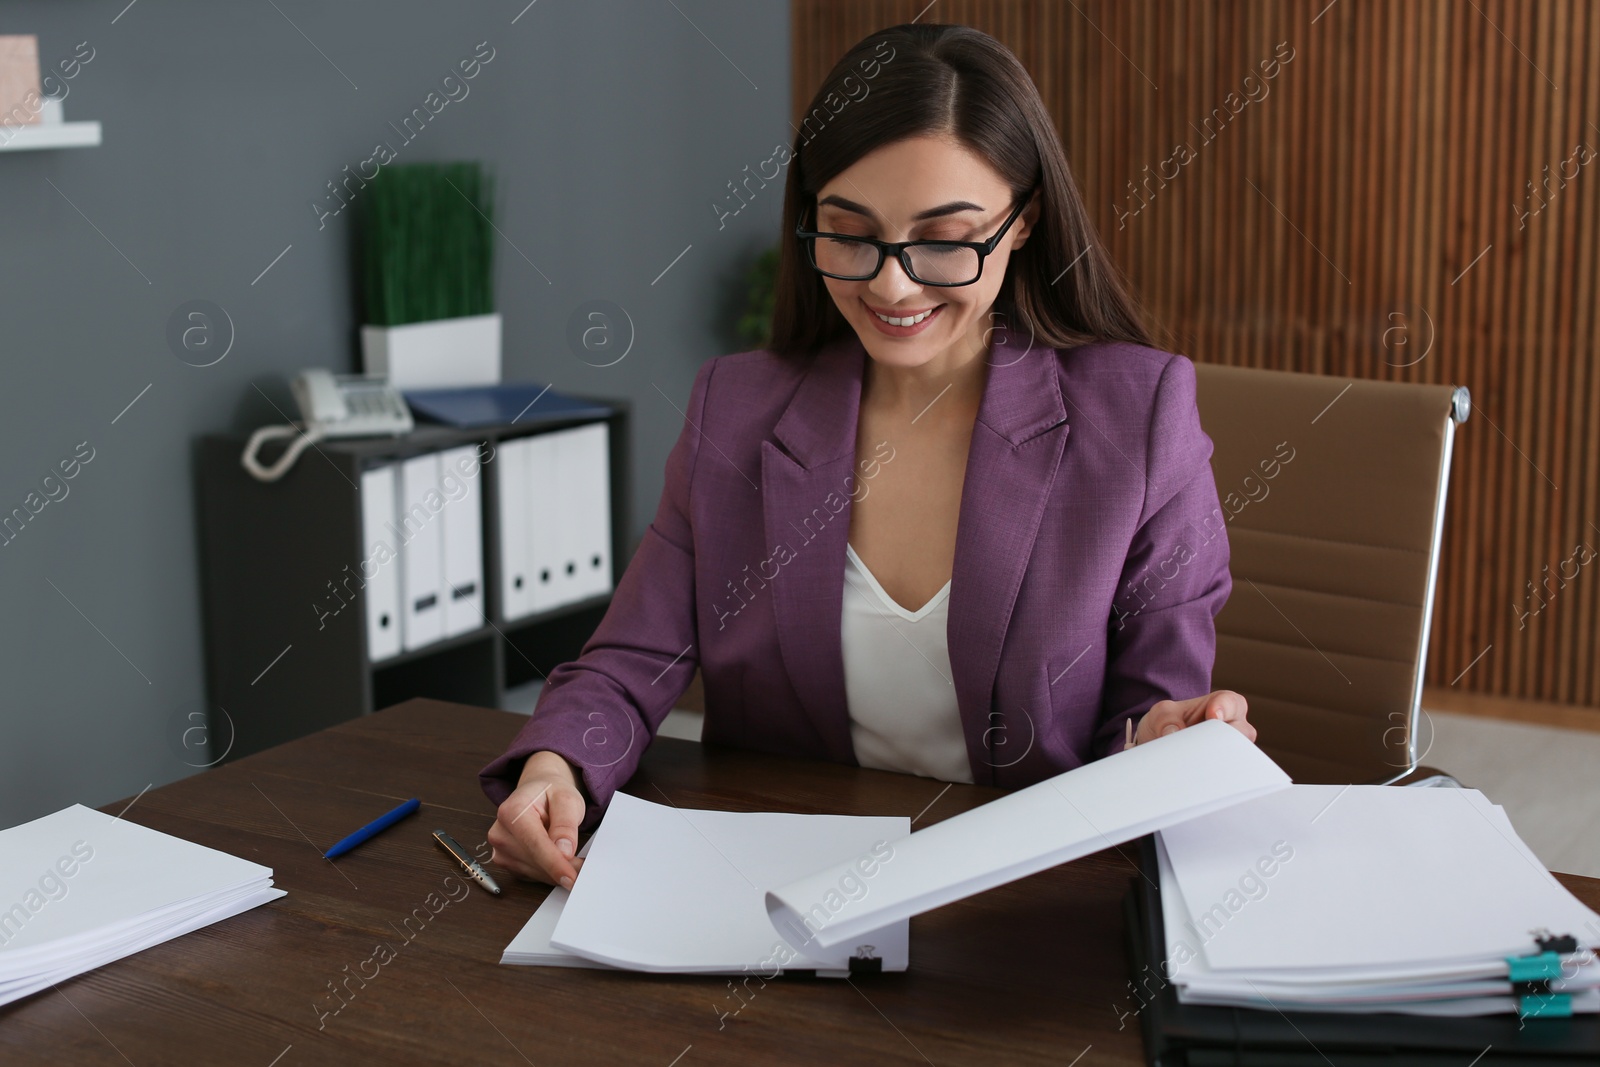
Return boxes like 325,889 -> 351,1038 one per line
5,698 -> 1599,1067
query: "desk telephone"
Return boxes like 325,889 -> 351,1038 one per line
241,369 -> 413,481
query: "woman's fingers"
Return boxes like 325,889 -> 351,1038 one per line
1190,689 -> 1246,725
485,819 -> 539,880
546,787 -> 586,860
1135,691 -> 1256,744
1196,689 -> 1256,741
521,793 -> 581,887
1136,699 -> 1185,742
491,779 -> 583,887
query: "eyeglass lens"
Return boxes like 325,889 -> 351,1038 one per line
812,238 -> 982,285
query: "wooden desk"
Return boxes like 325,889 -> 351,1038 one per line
5,699 -> 1599,1066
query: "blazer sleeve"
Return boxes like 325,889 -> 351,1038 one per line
1091,353 -> 1232,759
478,358 -> 712,832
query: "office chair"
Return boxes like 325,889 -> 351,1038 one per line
1192,361 -> 1471,787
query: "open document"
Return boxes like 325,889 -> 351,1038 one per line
0,804 -> 285,1006
505,792 -> 909,975
504,719 -> 1290,975
764,718 -> 1291,955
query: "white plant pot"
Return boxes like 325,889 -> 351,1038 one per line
360,312 -> 501,389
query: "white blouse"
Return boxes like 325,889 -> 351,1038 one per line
840,543 -> 973,784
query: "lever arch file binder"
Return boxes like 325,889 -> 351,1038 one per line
359,463 -> 401,661
496,422 -> 613,622
399,452 -> 444,650
525,430 -> 563,615
438,444 -> 485,636
495,436 -> 532,621
563,421 -> 612,603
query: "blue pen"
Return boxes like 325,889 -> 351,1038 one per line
324,797 -> 421,859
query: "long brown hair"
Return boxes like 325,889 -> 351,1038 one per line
769,23 -> 1157,358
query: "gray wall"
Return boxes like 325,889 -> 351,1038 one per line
0,0 -> 790,825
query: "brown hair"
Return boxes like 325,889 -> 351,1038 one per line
769,23 -> 1158,358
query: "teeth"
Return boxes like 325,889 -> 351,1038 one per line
875,308 -> 934,327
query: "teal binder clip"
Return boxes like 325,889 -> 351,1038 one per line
1517,992 -> 1572,1019
1508,932 -> 1583,1019
1506,952 -> 1563,985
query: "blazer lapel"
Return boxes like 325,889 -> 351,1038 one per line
948,331 -> 1070,783
762,334 -> 865,761
760,329 -> 1069,774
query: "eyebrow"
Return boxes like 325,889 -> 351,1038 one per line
815,194 -> 987,222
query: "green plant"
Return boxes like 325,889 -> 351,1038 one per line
736,244 -> 781,349
359,161 -> 495,326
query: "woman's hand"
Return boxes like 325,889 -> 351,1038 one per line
1134,690 -> 1255,746
486,751 -> 588,888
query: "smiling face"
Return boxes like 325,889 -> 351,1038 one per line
809,134 -> 1037,374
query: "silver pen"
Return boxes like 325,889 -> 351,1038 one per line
432,829 -> 501,895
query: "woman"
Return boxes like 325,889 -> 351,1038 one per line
481,23 -> 1254,890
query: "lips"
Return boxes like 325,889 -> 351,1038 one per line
862,299 -> 945,337
865,302 -> 941,326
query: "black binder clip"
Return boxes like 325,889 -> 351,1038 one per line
1534,931 -> 1580,954
847,945 -> 882,977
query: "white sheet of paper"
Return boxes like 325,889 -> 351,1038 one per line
0,885 -> 285,1004
765,719 -> 1291,953
500,840 -> 613,968
0,804 -> 283,1005
547,792 -> 909,974
1156,784 -> 1600,978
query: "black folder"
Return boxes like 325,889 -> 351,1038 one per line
1122,835 -> 1600,1066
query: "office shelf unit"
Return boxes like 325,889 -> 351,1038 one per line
196,402 -> 631,763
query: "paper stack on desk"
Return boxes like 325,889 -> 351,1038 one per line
504,719 -> 1294,975
503,792 -> 910,975
0,804 -> 285,1006
1153,784 -> 1600,1016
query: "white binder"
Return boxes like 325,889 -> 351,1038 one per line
526,431 -> 565,614
440,445 -> 485,636
496,436 -> 533,622
566,422 -> 613,602
500,423 -> 613,620
359,463 -> 401,662
399,452 -> 445,650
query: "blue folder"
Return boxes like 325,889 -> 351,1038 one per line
403,382 -> 614,429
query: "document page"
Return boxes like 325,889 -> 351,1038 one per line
765,719 -> 1292,953
548,793 -> 909,974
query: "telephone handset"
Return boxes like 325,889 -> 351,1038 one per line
292,369 -> 413,437
241,370 -> 414,482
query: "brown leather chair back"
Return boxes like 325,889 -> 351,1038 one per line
1192,363 -> 1469,784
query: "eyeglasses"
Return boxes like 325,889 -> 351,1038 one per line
795,186 -> 1037,287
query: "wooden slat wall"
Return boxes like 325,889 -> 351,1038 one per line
792,0 -> 1600,710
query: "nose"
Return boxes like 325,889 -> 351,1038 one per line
865,251 -> 921,304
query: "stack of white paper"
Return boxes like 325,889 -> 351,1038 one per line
503,792 -> 908,975
1154,784 -> 1600,1016
0,804 -> 285,1006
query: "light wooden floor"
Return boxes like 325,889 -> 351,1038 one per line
501,683 -> 1600,878
1419,708 -> 1600,879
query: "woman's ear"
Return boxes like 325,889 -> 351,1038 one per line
1012,191 -> 1042,249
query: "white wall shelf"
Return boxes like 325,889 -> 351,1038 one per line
0,121 -> 102,152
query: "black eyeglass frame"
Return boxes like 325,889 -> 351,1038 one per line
794,185 -> 1039,287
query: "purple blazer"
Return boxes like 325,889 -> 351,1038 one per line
480,330 -> 1232,831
